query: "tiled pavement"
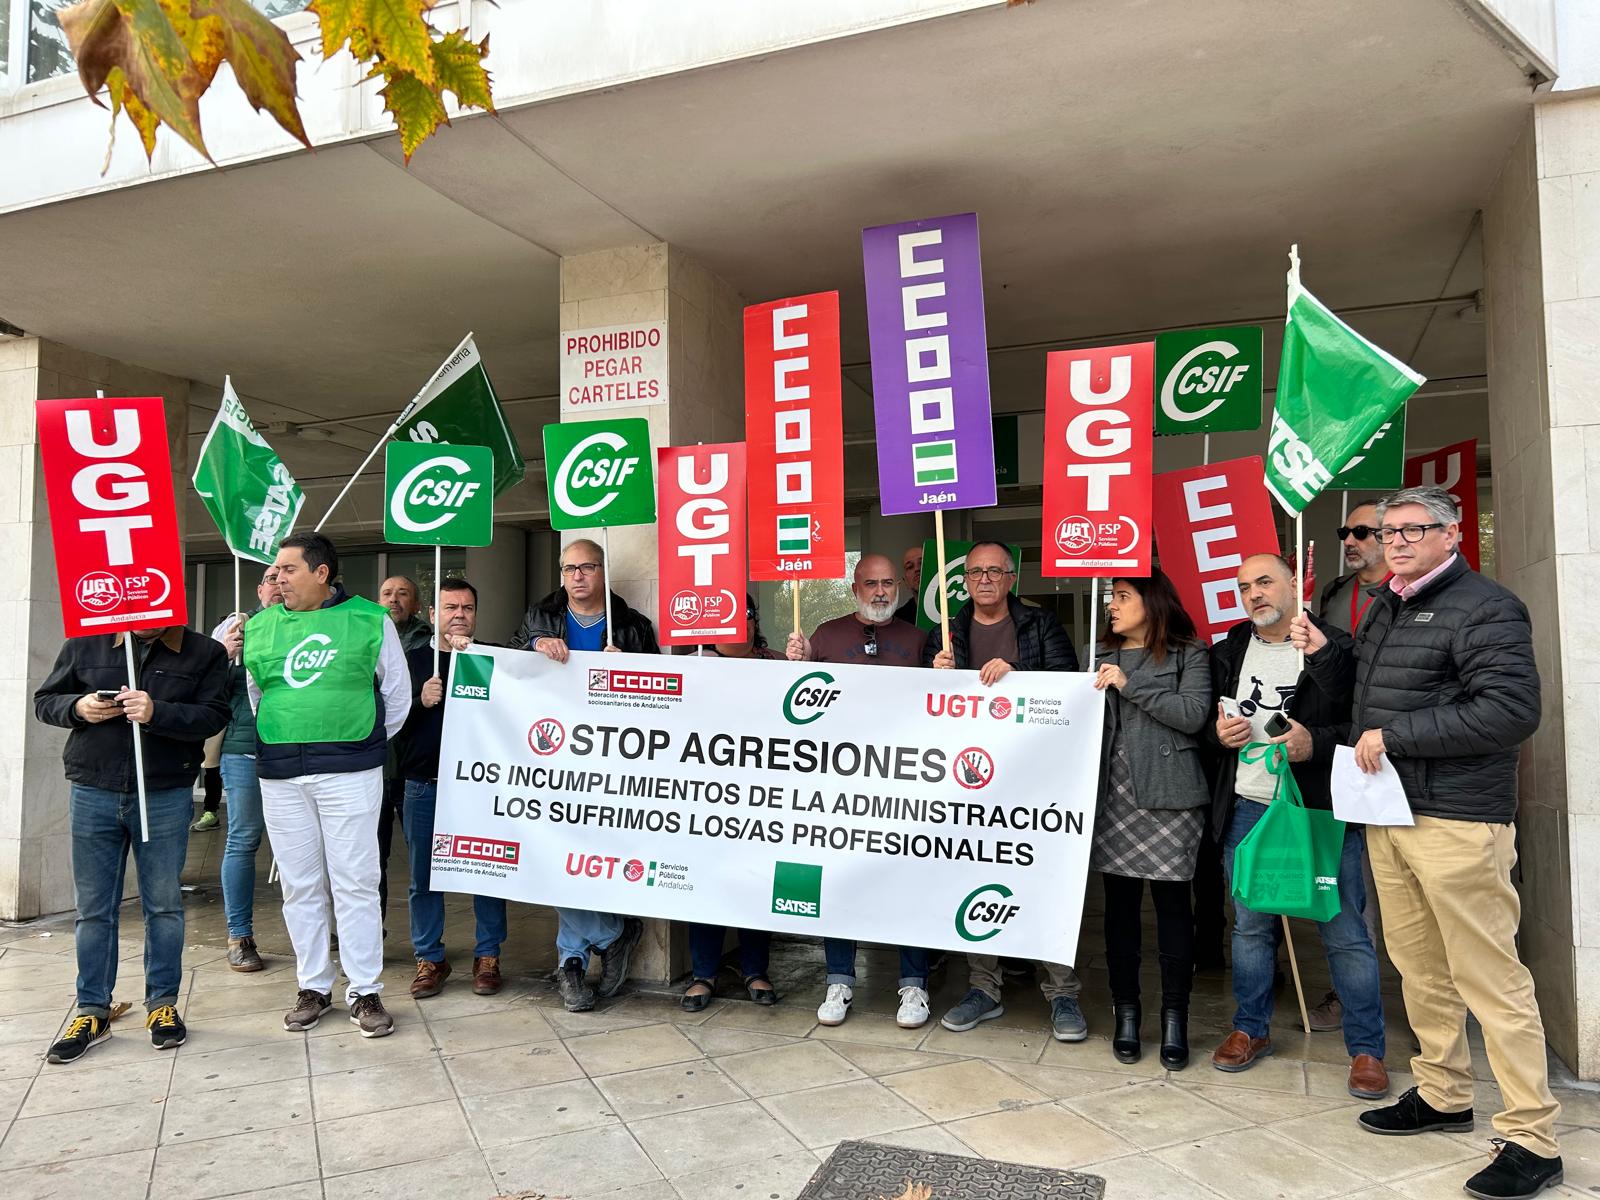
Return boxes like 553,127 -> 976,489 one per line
0,812 -> 1596,1199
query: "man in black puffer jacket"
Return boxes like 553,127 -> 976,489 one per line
1294,485 -> 1561,1200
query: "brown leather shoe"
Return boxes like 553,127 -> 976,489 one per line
1212,1030 -> 1273,1073
472,956 -> 502,996
1348,1053 -> 1390,1099
410,958 -> 451,998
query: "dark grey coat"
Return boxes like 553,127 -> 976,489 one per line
1093,641 -> 1213,811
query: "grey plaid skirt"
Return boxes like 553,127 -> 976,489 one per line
1090,742 -> 1204,882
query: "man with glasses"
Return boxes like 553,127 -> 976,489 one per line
510,539 -> 655,1010
787,553 -> 932,1027
1293,486 -> 1561,1200
924,542 -> 1087,1042
894,543 -> 925,626
1319,502 -> 1391,636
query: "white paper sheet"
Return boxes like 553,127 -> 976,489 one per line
1331,745 -> 1414,826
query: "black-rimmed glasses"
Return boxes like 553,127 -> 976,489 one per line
1375,524 -> 1446,545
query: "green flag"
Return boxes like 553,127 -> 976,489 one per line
192,377 -> 305,564
1264,250 -> 1425,515
1333,404 -> 1406,490
395,337 -> 525,496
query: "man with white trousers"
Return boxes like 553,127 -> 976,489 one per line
245,531 -> 410,1037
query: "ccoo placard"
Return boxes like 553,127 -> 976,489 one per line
383,442 -> 494,546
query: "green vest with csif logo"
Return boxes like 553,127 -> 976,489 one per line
244,597 -> 387,744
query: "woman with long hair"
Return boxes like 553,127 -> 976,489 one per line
1090,568 -> 1212,1070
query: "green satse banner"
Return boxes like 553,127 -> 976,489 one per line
191,377 -> 305,564
395,337 -> 526,497
1332,405 -> 1406,490
543,418 -> 656,530
383,442 -> 495,547
1154,326 -> 1264,435
916,538 -> 1023,631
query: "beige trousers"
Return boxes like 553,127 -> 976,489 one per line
968,955 -> 1080,1003
1367,816 -> 1560,1157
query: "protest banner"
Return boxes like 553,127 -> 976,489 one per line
744,292 -> 846,638
1404,438 -> 1480,569
1152,456 -> 1281,644
543,417 -> 656,647
38,394 -> 188,841
429,649 -> 1105,963
1154,326 -> 1264,436
657,443 -> 748,646
561,322 -> 669,413
914,538 -> 1022,632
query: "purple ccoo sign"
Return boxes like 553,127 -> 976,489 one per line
862,212 -> 996,515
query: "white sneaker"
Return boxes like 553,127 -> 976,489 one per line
896,986 -> 930,1029
816,983 -> 853,1026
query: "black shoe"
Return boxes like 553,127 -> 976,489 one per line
46,1014 -> 109,1064
1358,1086 -> 1474,1136
558,957 -> 596,1012
1464,1140 -> 1564,1199
146,1004 -> 186,1050
1159,1007 -> 1189,1071
598,917 -> 643,998
1112,1003 -> 1141,1064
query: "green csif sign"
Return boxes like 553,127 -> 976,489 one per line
916,538 -> 1023,632
383,442 -> 494,546
543,418 -> 656,530
1154,326 -> 1264,435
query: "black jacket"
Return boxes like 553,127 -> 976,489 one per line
34,629 -> 230,792
510,589 -> 660,655
920,593 -> 1079,672
1205,617 -> 1354,838
1315,555 -> 1540,823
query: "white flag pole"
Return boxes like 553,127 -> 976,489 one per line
601,527 -> 614,650
315,331 -> 475,532
233,555 -> 241,621
1295,512 -> 1305,672
1087,578 -> 1099,671
1202,433 -> 1211,467
1339,492 -> 1350,578
433,545 -> 443,677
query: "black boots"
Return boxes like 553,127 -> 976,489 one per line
1160,1007 -> 1189,1070
1112,1004 -> 1141,1063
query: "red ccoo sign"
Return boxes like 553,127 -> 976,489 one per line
1403,438 -> 1480,570
745,292 -> 846,580
1042,343 -> 1154,577
1152,456 -> 1281,644
36,396 -> 188,638
657,443 -> 748,646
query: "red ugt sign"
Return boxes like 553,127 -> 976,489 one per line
1152,456 -> 1280,644
1042,343 -> 1154,577
657,443 -> 748,646
37,396 -> 188,637
1403,438 -> 1479,571
744,292 -> 846,580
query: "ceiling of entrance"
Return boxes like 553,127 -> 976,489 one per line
0,0 -> 1534,527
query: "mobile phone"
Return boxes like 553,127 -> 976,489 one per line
95,689 -> 121,703
1264,711 -> 1292,738
1220,697 -> 1243,721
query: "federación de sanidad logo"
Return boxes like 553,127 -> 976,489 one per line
955,883 -> 1021,942
782,670 -> 840,725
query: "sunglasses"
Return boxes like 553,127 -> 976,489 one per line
862,624 -> 878,658
1337,525 -> 1377,541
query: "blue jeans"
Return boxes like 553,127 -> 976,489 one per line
70,784 -> 192,1017
402,781 -> 508,960
219,754 -> 265,939
688,925 -> 771,981
1223,797 -> 1386,1057
824,937 -> 929,989
556,909 -> 624,962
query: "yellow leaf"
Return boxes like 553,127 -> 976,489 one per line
366,0 -> 435,85
107,66 -> 161,158
307,0 -> 361,60
190,0 -> 310,148
375,64 -> 447,162
429,29 -> 491,112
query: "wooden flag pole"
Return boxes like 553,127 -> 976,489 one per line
933,510 -> 951,652
791,581 -> 802,642
601,527 -> 614,649
1284,916 -> 1312,1034
433,545 -> 443,677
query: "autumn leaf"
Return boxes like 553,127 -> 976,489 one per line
365,0 -> 436,84
373,62 -> 448,161
430,29 -> 492,111
306,0 -> 360,59
105,65 -> 160,159
190,0 -> 309,148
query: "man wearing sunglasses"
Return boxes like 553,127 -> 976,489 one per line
786,553 -> 932,1029
1293,486 -> 1560,1200
1319,503 -> 1392,637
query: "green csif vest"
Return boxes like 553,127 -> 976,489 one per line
244,596 -> 387,745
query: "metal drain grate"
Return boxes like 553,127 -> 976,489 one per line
797,1140 -> 1107,1199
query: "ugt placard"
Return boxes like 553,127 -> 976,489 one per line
658,443 -> 748,646
37,396 -> 188,637
1041,343 -> 1154,576
383,442 -> 494,547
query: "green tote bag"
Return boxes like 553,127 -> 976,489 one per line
1230,742 -> 1346,923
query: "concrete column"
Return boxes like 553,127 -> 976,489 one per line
1483,92 -> 1600,1079
557,244 -> 744,982
0,337 -> 190,920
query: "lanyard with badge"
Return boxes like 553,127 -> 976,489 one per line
1350,574 -> 1391,630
